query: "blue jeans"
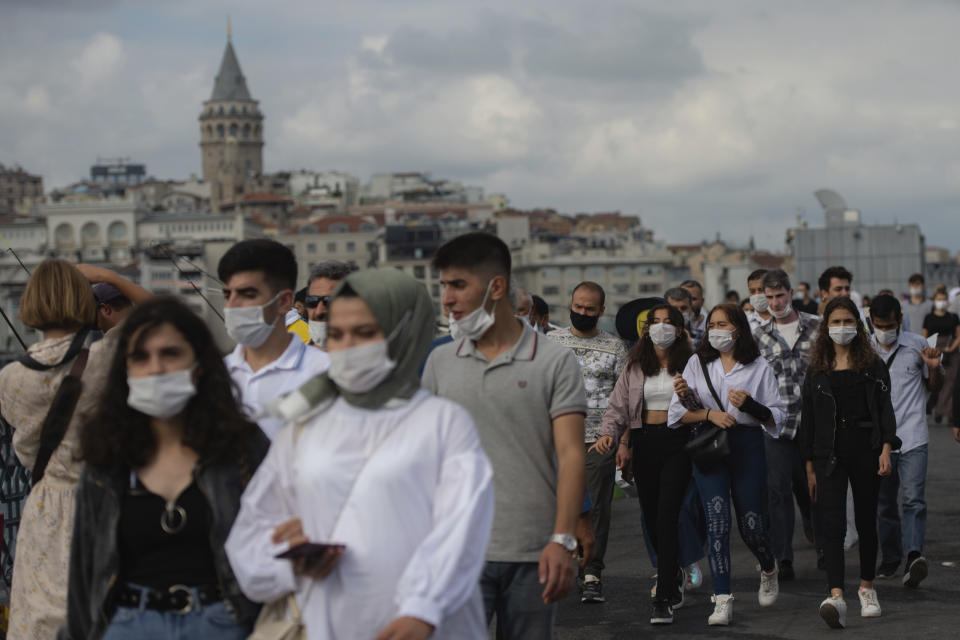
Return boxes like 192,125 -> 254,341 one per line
877,444 -> 928,565
764,435 -> 801,563
102,598 -> 248,640
483,562 -> 555,640
692,426 -> 776,594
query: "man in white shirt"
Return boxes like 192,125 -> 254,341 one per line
869,294 -> 943,588
218,239 -> 330,439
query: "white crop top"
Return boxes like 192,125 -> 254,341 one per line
643,368 -> 674,411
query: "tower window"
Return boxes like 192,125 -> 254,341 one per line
218,106 -> 224,115
230,105 -> 237,115
217,124 -> 225,138
242,124 -> 250,138
230,123 -> 238,137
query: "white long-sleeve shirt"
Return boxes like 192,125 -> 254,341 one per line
667,355 -> 786,437
225,389 -> 494,639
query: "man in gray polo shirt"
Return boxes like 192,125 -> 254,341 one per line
422,232 -> 587,639
869,294 -> 943,588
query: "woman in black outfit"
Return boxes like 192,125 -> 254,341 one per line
922,285 -> 960,423
594,303 -> 694,625
60,298 -> 269,640
799,296 -> 899,630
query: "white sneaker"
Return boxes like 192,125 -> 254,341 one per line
758,564 -> 779,607
708,594 -> 734,626
858,587 -> 881,617
819,595 -> 847,629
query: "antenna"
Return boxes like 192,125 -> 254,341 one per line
227,16 -> 232,41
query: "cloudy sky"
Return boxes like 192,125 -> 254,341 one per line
3,0 -> 959,251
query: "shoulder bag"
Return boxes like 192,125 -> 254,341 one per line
683,356 -> 731,469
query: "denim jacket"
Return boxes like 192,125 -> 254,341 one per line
58,429 -> 269,640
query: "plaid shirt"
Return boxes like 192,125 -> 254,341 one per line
752,311 -> 820,440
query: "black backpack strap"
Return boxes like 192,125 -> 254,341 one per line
17,329 -> 91,372
30,346 -> 90,483
698,355 -> 725,410
884,347 -> 901,370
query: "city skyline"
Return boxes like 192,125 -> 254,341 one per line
3,1 -> 960,251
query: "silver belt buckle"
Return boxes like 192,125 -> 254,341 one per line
168,584 -> 195,615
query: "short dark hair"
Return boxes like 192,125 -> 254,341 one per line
80,297 -> 260,469
908,273 -> 925,285
432,232 -> 511,279
572,281 -> 605,306
799,281 -> 811,290
680,279 -> 703,294
869,293 -> 902,321
725,290 -> 740,301
818,266 -> 853,293
664,287 -> 692,304
218,239 -> 297,293
531,295 -> 549,317
308,260 -> 358,286
761,269 -> 792,292
294,287 -> 306,303
696,303 -> 760,365
747,269 -> 769,284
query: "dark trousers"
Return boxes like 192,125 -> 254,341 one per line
815,429 -> 881,591
483,562 -> 555,640
631,424 -> 691,600
584,443 -> 616,577
764,435 -> 814,563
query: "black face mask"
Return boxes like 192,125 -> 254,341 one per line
569,309 -> 599,332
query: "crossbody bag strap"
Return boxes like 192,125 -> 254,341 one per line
884,347 -> 901,370
31,347 -> 90,482
698,355 -> 725,410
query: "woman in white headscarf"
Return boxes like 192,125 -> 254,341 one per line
226,268 -> 494,640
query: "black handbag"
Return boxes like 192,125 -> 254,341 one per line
683,356 -> 730,469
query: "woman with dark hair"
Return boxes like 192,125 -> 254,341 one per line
226,268 -> 493,639
668,303 -> 785,627
922,285 -> 960,423
0,259 -> 113,640
60,297 -> 269,640
799,296 -> 897,629
594,303 -> 693,624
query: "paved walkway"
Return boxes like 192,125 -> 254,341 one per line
555,421 -> 960,639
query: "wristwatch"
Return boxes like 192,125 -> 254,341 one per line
549,533 -> 577,552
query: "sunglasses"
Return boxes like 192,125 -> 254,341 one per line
304,295 -> 330,309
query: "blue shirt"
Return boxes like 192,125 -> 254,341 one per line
872,331 -> 938,453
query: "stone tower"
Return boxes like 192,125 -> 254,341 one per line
199,30 -> 263,211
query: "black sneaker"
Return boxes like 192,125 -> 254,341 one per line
650,600 -> 674,625
903,556 -> 928,588
581,578 -> 605,603
876,562 -> 899,579
779,559 -> 795,581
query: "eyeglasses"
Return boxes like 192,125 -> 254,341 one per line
304,295 -> 330,309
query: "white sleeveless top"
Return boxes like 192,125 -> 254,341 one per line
643,368 -> 674,411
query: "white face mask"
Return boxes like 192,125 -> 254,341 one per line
749,293 -> 769,313
328,340 -> 396,394
648,322 -> 677,349
127,368 -> 197,419
935,300 -> 949,311
224,292 -> 283,348
828,326 -> 858,345
449,280 -> 496,341
771,301 -> 793,319
909,287 -> 924,297
708,329 -> 736,353
308,320 -> 327,346
874,328 -> 898,346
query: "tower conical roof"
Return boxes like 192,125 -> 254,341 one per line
210,40 -> 252,101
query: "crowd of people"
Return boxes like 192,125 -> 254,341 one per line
0,232 -> 958,638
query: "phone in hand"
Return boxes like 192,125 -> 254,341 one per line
275,542 -> 345,560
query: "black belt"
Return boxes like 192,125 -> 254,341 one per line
117,584 -> 222,614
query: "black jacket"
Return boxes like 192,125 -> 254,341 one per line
58,429 -> 269,640
798,359 -> 901,464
